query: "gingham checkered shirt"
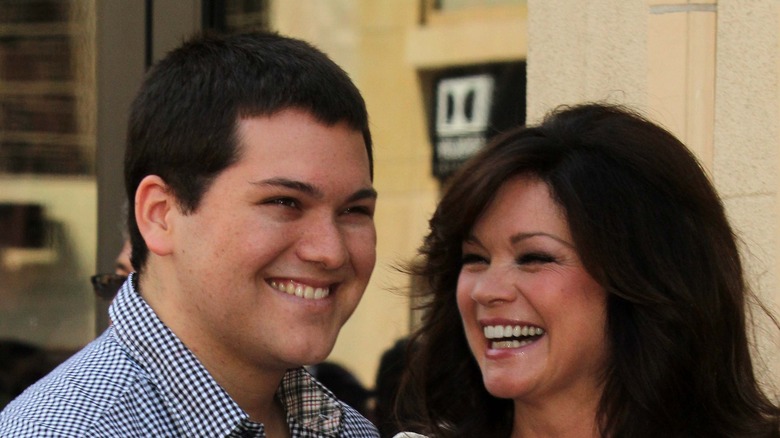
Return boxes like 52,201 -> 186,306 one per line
0,274 -> 379,437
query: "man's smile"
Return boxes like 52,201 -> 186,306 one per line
269,279 -> 333,300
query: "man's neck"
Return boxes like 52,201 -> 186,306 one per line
136,264 -> 289,429
260,397 -> 292,438
204,357 -> 286,421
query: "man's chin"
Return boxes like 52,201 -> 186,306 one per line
288,339 -> 339,367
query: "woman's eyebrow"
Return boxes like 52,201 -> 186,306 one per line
510,232 -> 574,248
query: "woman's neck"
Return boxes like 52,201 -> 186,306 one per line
511,387 -> 602,438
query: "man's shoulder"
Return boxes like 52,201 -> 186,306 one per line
0,330 -> 165,436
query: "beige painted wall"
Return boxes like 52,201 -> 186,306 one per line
528,0 -> 779,390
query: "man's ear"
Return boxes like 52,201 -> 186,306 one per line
135,175 -> 177,256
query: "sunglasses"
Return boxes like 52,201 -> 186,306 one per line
90,273 -> 127,300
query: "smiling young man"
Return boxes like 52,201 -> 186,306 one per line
0,32 -> 379,437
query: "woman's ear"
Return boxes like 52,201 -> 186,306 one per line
135,175 -> 176,256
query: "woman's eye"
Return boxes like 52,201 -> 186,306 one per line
517,252 -> 555,265
461,253 -> 488,265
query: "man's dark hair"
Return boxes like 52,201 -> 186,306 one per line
125,31 -> 372,273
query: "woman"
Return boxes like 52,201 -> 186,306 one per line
399,103 -> 780,437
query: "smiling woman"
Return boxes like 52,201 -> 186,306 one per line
397,103 -> 780,438
456,175 -> 609,413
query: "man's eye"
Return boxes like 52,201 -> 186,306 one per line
266,197 -> 298,208
517,252 -> 555,264
343,205 -> 374,217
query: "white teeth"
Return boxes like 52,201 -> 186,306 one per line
491,338 -> 535,349
270,280 -> 330,300
483,324 -> 545,340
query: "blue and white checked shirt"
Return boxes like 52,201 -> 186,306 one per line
0,274 -> 379,437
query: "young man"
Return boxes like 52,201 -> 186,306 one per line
0,32 -> 379,437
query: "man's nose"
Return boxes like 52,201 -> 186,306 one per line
296,217 -> 349,270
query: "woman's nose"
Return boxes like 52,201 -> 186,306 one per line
467,266 -> 518,306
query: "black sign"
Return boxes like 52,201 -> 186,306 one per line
430,62 -> 526,180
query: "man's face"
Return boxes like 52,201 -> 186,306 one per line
166,108 -> 376,374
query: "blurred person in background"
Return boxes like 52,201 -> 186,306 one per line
90,238 -> 132,301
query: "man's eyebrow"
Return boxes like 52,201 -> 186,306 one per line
251,177 -> 377,202
252,177 -> 323,198
347,188 -> 378,203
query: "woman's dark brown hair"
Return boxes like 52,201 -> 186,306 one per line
399,103 -> 780,437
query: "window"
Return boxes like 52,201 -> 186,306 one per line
0,0 -> 97,363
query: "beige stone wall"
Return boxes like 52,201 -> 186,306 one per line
527,2 -> 648,125
528,0 -> 779,390
528,1 -> 718,163
713,0 -> 780,390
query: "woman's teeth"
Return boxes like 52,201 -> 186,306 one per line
491,339 -> 535,349
483,324 -> 545,349
270,280 -> 330,300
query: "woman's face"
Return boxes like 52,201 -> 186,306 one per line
457,175 -> 609,407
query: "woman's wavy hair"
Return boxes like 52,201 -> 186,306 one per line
399,103 -> 780,437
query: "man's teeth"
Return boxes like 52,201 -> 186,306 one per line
483,324 -> 545,349
270,280 -> 330,300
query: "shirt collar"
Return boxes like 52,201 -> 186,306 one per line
279,368 -> 344,436
110,273 -> 345,436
